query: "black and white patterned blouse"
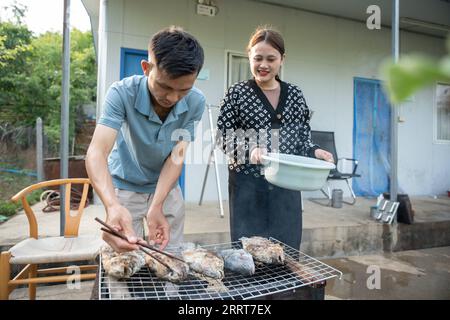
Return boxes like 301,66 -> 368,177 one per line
217,79 -> 319,177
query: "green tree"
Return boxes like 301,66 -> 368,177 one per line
0,3 -> 97,153
29,29 -> 97,153
0,6 -> 34,126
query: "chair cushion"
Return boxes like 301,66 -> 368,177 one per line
9,235 -> 105,265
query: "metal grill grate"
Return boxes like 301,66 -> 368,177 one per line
99,238 -> 342,300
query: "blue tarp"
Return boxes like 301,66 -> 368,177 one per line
353,78 -> 391,197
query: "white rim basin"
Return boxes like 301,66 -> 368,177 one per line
261,153 -> 335,170
260,153 -> 336,191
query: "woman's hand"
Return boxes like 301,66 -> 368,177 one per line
250,147 -> 268,164
314,148 -> 334,163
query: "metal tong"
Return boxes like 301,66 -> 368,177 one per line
95,217 -> 186,271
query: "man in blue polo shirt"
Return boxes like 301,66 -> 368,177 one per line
86,26 -> 205,252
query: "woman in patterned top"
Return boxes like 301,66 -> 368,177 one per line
217,27 -> 333,250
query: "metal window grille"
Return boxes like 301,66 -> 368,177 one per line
436,83 -> 450,142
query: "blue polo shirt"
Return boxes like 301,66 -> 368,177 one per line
98,75 -> 205,193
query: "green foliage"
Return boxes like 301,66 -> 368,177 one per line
0,170 -> 37,200
382,37 -> 450,104
0,189 -> 41,218
0,4 -> 97,151
44,123 -> 62,155
27,189 -> 41,205
0,168 -> 44,219
25,29 -> 97,147
0,21 -> 34,124
0,201 -> 18,217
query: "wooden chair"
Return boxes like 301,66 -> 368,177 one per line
0,178 -> 104,300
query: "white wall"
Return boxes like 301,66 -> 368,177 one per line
97,0 -> 449,202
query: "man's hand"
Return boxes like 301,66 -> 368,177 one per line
314,148 -> 334,163
250,147 -> 268,164
146,205 -> 170,250
103,205 -> 140,253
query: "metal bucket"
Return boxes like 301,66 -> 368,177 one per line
331,189 -> 343,208
370,206 -> 378,219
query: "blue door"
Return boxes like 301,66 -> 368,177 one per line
120,47 -> 185,197
353,77 -> 391,197
120,48 -> 147,79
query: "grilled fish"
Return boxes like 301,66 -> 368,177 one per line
240,236 -> 285,265
100,245 -> 145,279
182,247 -> 225,279
145,252 -> 189,283
219,249 -> 255,276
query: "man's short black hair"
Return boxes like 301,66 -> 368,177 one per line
149,26 -> 204,78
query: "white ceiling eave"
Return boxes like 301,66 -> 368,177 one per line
79,0 -> 450,53
250,0 -> 450,38
81,0 -> 100,59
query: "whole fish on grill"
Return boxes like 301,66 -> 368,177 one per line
100,245 -> 145,279
145,252 -> 189,283
219,249 -> 255,276
240,236 -> 285,265
182,246 -> 225,279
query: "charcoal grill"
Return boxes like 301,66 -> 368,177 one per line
98,238 -> 342,300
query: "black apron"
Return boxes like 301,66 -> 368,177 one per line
228,169 -> 303,250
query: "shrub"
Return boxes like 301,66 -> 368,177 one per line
0,190 -> 43,219
0,201 -> 20,217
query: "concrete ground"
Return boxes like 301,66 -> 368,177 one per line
323,246 -> 450,300
1,195 -> 449,253
10,279 -> 95,300
1,195 -> 449,300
